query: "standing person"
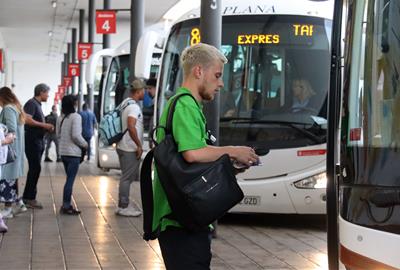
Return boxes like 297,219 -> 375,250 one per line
0,115 -> 16,232
0,87 -> 27,219
22,83 -> 54,209
79,103 -> 97,161
44,105 -> 61,162
154,43 -> 258,270
143,78 -> 156,133
57,95 -> 87,215
115,79 -> 145,217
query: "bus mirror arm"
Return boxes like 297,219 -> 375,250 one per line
254,148 -> 270,156
367,189 -> 400,208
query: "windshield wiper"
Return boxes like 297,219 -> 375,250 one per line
226,119 -> 325,144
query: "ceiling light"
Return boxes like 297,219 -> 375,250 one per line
48,31 -> 53,37
51,1 -> 57,8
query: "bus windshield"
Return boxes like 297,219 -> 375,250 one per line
158,15 -> 332,150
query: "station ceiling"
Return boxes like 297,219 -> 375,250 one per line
0,0 -> 179,62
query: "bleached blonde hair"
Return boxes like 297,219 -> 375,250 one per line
180,43 -> 227,78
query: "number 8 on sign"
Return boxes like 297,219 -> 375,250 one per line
190,28 -> 201,46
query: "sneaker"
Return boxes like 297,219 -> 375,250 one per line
0,207 -> 14,219
13,200 -> 28,215
23,199 -> 43,209
44,157 -> 53,162
115,206 -> 142,217
0,217 -> 8,233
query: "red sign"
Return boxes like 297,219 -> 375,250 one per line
63,77 -> 72,87
0,49 -> 3,73
96,10 -> 116,34
350,128 -> 362,141
78,43 -> 93,60
297,149 -> 327,156
58,85 -> 65,95
68,63 -> 80,77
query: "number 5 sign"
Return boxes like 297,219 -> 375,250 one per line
68,64 -> 80,77
96,10 -> 116,34
78,43 -> 93,60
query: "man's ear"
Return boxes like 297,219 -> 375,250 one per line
193,65 -> 202,79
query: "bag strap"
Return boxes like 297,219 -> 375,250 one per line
165,93 -> 198,135
140,149 -> 159,241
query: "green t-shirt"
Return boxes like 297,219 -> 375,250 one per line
152,87 -> 208,232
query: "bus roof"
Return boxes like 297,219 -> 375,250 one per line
175,0 -> 334,24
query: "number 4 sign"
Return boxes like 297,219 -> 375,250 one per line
96,10 -> 116,34
78,43 -> 93,60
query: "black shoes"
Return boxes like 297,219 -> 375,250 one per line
44,157 -> 53,162
60,206 -> 81,215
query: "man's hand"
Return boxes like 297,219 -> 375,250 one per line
231,146 -> 259,167
136,146 -> 143,160
44,123 -> 54,132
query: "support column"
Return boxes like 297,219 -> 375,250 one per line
129,0 -> 144,82
88,0 -> 95,111
78,9 -> 85,111
71,28 -> 78,95
67,43 -> 72,94
102,0 -> 111,71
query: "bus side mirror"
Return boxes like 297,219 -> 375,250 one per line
135,31 -> 164,79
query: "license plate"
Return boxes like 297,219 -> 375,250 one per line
239,196 -> 261,206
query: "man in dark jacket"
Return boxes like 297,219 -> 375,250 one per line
44,105 -> 60,162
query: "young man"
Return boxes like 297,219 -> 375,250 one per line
154,43 -> 259,269
44,105 -> 61,162
115,79 -> 145,217
79,103 -> 97,160
23,83 -> 54,209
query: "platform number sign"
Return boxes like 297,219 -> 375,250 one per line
63,77 -> 72,87
78,43 -> 93,60
68,64 -> 80,77
96,10 -> 116,34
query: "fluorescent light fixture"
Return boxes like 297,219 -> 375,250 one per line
48,30 -> 53,37
51,1 -> 57,8
163,0 -> 200,21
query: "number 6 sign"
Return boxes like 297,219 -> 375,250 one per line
68,64 -> 80,77
96,10 -> 116,34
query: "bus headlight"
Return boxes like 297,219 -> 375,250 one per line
101,154 -> 109,162
294,173 -> 327,189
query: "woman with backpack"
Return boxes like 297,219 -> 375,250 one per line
56,95 -> 87,215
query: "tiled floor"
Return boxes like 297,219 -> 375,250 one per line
0,160 -> 338,270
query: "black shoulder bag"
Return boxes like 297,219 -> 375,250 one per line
140,93 -> 243,240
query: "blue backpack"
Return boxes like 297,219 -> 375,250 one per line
98,99 -> 135,146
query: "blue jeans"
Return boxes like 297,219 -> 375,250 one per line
61,156 -> 81,208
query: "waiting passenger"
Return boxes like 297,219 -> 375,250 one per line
44,105 -> 61,162
0,121 -> 14,233
0,87 -> 27,219
23,83 -> 54,209
57,95 -> 87,215
115,79 -> 145,217
79,103 -> 97,161
154,43 -> 259,270
291,78 -> 316,113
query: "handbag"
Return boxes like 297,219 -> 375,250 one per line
5,145 -> 17,164
141,93 -> 243,237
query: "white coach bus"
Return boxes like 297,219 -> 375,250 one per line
136,0 -> 335,214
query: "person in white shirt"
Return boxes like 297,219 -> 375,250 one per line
115,79 -> 146,217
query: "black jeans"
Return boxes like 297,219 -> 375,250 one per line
23,139 -> 44,200
158,227 -> 212,270
83,137 -> 91,160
